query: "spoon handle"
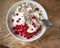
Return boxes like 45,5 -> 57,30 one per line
52,25 -> 60,29
42,19 -> 60,29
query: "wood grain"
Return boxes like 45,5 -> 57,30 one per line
0,0 -> 60,48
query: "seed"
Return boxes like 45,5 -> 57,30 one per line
19,18 -> 21,20
12,19 -> 14,22
15,13 -> 19,16
35,7 -> 39,11
14,31 -> 19,34
32,16 -> 36,19
16,20 -> 19,22
31,29 -> 33,30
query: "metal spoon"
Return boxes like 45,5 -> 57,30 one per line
42,19 -> 60,29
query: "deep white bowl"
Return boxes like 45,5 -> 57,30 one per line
6,0 -> 48,42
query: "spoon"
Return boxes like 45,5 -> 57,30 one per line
42,19 -> 60,29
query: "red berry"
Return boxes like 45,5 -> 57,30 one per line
40,25 -> 42,28
25,26 -> 29,29
32,22 -> 36,27
25,33 -> 29,38
32,16 -> 36,19
19,18 -> 21,20
20,32 -> 23,36
31,29 -> 33,30
27,37 -> 30,39
35,7 -> 39,11
23,33 -> 31,39
14,31 -> 19,34
12,19 -> 14,22
12,27 -> 16,30
16,20 -> 19,22
15,13 -> 19,16
19,29 -> 23,32
20,24 -> 24,28
26,34 -> 32,39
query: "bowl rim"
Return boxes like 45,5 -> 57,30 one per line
6,0 -> 48,42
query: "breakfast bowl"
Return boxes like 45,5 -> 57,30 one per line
6,0 -> 48,42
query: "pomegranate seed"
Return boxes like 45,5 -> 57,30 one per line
32,22 -> 36,27
32,16 -> 36,19
12,27 -> 16,30
16,25 -> 20,27
20,24 -> 24,28
15,13 -> 19,16
19,18 -> 21,20
20,33 -> 23,36
20,32 -> 24,36
24,33 -> 30,39
31,33 -> 35,35
23,27 -> 26,30
19,29 -> 23,32
25,26 -> 29,29
35,7 -> 39,11
26,34 -> 32,39
27,37 -> 30,39
12,19 -> 14,22
31,29 -> 33,30
14,31 -> 19,34
16,20 -> 19,22
40,25 -> 42,28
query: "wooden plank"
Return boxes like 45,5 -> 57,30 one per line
0,0 -> 60,48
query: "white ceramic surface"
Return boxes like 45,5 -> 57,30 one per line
6,0 -> 48,42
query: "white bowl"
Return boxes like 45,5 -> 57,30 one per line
6,0 -> 48,42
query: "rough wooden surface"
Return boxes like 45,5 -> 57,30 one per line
0,0 -> 60,48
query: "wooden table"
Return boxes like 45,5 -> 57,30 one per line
0,0 -> 60,48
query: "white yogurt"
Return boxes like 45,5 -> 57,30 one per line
32,11 -> 39,18
27,7 -> 32,11
12,12 -> 25,26
27,24 -> 37,33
